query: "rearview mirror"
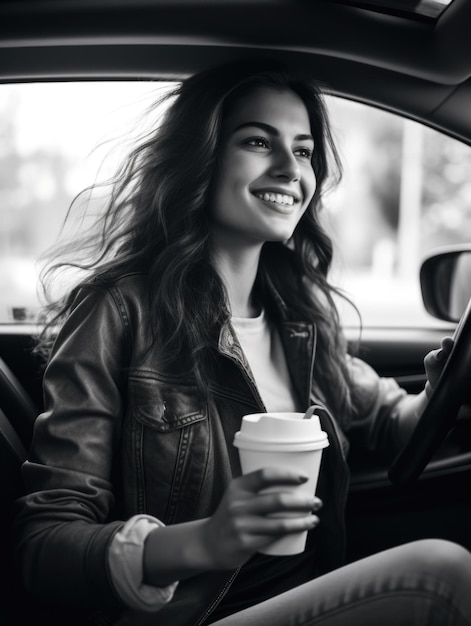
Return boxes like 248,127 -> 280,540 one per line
420,247 -> 471,323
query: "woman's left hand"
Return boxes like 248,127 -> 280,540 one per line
423,336 -> 454,397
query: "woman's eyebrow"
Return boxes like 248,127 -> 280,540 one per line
233,121 -> 313,142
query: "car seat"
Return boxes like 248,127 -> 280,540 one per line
0,406 -> 30,625
0,356 -> 38,448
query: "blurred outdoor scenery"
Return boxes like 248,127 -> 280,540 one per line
1,82 -> 471,328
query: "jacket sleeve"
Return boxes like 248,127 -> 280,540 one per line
13,285 -> 131,607
345,355 -> 418,461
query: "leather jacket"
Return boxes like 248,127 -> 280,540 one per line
13,272 -> 408,626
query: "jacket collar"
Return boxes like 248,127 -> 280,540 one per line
217,277 -> 317,410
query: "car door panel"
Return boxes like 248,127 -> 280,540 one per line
345,325 -> 471,562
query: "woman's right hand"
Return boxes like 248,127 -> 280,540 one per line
197,467 -> 321,570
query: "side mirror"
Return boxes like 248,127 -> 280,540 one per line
421,247 -> 471,323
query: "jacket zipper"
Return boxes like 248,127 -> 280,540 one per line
194,333 -> 265,623
194,567 -> 242,626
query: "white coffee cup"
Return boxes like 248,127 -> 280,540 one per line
233,410 -> 329,556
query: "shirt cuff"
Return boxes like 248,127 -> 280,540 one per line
108,514 -> 178,612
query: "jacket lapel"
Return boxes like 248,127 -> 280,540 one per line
279,321 -> 317,410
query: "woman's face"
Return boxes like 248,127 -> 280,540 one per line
209,86 -> 317,248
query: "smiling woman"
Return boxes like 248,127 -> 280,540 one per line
10,58 -> 471,626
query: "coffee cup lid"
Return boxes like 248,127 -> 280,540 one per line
233,412 -> 329,451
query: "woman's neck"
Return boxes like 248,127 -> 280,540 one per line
211,243 -> 262,318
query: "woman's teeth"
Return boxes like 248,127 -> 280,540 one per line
256,192 -> 295,207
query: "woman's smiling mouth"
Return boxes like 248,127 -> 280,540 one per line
253,191 -> 299,213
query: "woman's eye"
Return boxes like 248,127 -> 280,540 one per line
245,136 -> 269,149
295,147 -> 313,160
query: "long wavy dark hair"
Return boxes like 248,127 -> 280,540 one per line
38,58 -> 355,427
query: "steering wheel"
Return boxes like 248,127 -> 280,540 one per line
388,296 -> 471,485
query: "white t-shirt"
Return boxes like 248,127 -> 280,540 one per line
231,309 -> 298,412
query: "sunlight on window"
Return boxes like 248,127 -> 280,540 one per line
0,82 -> 174,322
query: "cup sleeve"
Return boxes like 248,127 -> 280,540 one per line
108,514 -> 179,612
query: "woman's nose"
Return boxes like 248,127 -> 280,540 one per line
269,148 -> 301,182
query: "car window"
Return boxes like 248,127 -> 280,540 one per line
0,81 -> 171,324
1,82 -> 470,329
324,96 -> 471,329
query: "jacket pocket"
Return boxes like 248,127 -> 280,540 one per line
126,372 -> 209,523
129,372 -> 206,431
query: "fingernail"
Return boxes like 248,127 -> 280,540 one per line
436,349 -> 445,361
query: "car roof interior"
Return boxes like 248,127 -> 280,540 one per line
1,0 -> 470,143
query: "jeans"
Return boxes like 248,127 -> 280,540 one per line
210,539 -> 471,625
